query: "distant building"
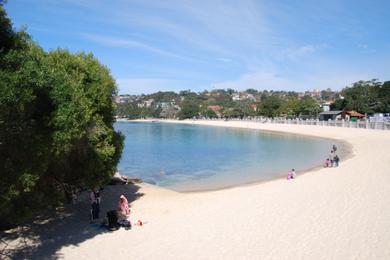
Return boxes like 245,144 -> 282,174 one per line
319,110 -> 343,121
321,101 -> 333,112
113,96 -> 132,104
344,111 -> 365,121
137,98 -> 154,108
232,93 -> 256,101
156,101 -> 173,108
208,105 -> 223,117
232,93 -> 241,101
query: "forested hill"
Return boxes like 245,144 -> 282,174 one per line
115,80 -> 390,120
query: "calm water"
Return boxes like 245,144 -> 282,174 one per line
115,122 -> 335,191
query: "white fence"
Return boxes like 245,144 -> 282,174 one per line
205,118 -> 390,130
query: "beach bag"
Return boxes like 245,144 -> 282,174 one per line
119,219 -> 132,230
107,210 -> 119,230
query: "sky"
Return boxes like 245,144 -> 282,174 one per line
5,0 -> 390,95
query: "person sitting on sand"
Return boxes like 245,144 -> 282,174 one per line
324,158 -> 331,167
117,195 -> 131,227
287,169 -> 296,180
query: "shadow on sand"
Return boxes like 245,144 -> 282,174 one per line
0,183 -> 144,260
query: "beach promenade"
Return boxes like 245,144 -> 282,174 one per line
3,120 -> 390,259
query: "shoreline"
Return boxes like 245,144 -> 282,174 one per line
4,119 -> 390,259
124,118 -> 354,193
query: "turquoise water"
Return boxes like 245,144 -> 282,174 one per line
115,122 -> 335,191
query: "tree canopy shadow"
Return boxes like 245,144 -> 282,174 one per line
0,183 -> 144,260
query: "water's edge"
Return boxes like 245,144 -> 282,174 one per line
162,121 -> 352,193
120,119 -> 353,193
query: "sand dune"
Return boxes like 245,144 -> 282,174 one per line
3,120 -> 390,259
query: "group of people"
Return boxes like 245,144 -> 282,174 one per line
325,144 -> 340,167
287,144 -> 340,180
90,188 -> 132,228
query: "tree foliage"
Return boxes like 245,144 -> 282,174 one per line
332,79 -> 382,114
0,6 -> 123,228
177,99 -> 199,119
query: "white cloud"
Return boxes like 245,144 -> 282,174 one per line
274,44 -> 327,61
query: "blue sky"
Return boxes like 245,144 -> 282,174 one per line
5,0 -> 390,94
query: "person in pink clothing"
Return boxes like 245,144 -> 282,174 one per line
117,195 -> 131,228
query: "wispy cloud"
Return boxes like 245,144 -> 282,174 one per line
8,0 -> 390,94
80,33 -> 204,63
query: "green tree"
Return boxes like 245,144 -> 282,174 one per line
278,97 -> 300,117
338,80 -> 381,114
177,100 -> 199,119
160,106 -> 178,118
378,81 -> 390,112
203,109 -> 217,118
297,96 -> 321,118
0,6 -> 123,227
258,95 -> 281,117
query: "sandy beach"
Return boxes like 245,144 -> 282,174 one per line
2,120 -> 390,260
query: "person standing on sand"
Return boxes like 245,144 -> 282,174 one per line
332,144 -> 337,152
334,155 -> 340,167
329,150 -> 334,167
90,188 -> 100,222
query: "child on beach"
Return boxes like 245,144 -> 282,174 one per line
324,158 -> 331,167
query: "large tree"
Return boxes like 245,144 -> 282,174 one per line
377,81 -> 390,112
335,80 -> 381,114
0,5 -> 123,227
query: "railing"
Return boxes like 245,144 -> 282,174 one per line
201,117 -> 390,130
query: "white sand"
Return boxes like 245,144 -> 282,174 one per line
7,120 -> 390,259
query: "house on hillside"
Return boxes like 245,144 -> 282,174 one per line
113,96 -> 132,104
321,101 -> 333,112
155,101 -> 173,108
232,93 -> 241,101
208,105 -> 223,117
137,98 -> 155,108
